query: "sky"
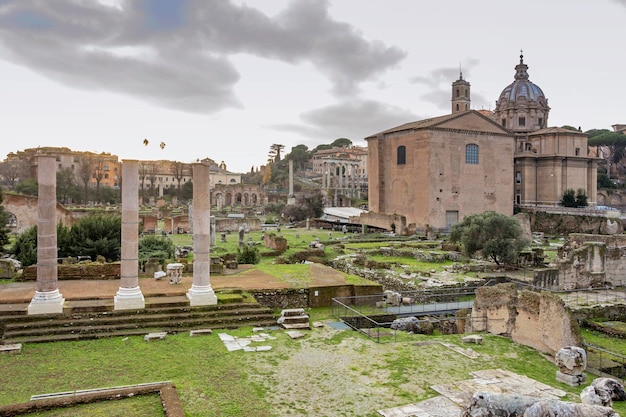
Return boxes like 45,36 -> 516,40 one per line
0,0 -> 625,174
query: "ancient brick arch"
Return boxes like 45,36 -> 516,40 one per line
2,193 -> 74,233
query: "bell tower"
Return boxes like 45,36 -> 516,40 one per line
451,70 -> 471,113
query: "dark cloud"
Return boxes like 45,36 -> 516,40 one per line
410,58 -> 489,110
0,0 -> 405,113
270,99 -> 417,141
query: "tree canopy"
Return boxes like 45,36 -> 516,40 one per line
449,211 -> 529,265
10,213 -> 122,266
587,129 -> 626,167
330,138 -> 352,148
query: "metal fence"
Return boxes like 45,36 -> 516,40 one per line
331,286 -> 483,343
583,342 -> 626,383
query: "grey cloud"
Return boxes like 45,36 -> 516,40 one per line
270,99 -> 418,141
612,0 -> 626,6
0,0 -> 405,112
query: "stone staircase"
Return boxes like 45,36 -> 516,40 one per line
0,295 -> 277,344
277,308 -> 310,330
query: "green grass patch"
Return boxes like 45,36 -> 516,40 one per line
4,309 -> 626,416
255,263 -> 312,287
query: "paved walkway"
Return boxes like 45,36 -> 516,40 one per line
0,263 -> 351,304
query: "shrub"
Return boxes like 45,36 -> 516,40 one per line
138,235 -> 175,265
237,245 -> 260,264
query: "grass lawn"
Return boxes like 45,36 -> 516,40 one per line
2,310 -> 626,416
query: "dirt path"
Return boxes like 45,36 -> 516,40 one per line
0,263 -> 350,303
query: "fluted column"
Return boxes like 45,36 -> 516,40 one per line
28,156 -> 64,314
187,163 -> 217,306
115,160 -> 145,310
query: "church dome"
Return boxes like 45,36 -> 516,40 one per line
498,78 -> 546,104
493,52 -> 550,132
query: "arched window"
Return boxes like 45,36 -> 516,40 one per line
397,145 -> 406,165
465,144 -> 479,164
456,103 -> 460,111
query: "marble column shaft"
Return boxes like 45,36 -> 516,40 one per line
120,160 -> 140,289
36,157 -> 58,292
193,163 -> 210,287
115,159 -> 144,310
28,156 -> 64,315
187,163 -> 217,305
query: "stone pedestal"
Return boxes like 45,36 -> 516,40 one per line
556,370 -> 587,386
114,286 -> 145,310
187,163 -> 217,306
28,289 -> 64,315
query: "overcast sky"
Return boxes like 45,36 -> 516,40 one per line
0,0 -> 624,173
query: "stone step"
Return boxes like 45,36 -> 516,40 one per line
2,317 -> 279,345
4,313 -> 276,337
0,297 -> 277,344
3,306 -> 274,331
281,322 -> 311,330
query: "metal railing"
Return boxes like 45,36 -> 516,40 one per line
583,342 -> 626,382
331,286 -> 484,343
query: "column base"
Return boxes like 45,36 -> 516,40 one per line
28,290 -> 65,315
114,286 -> 145,310
187,285 -> 217,306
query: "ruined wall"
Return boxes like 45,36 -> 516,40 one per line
264,233 -> 288,251
215,218 -> 261,233
470,283 -> 581,356
556,233 -> 626,288
2,193 -> 74,231
21,262 -> 121,281
519,208 -> 623,235
353,211 -> 406,233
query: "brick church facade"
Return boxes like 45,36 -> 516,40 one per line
366,53 -> 598,231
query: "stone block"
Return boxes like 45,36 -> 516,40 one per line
144,332 -> 167,341
462,334 -> 484,344
189,329 -> 213,337
556,370 -> 586,386
0,343 -> 22,354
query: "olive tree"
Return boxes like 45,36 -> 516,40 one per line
449,211 -> 529,265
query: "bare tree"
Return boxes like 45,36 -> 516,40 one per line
147,163 -> 158,197
170,161 -> 188,197
138,162 -> 151,202
0,159 -> 28,190
77,156 -> 95,203
92,156 -> 106,203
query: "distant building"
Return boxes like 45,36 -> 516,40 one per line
2,148 -> 242,200
311,146 -> 368,204
612,124 -> 626,134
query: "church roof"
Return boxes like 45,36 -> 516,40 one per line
365,110 -> 510,139
529,126 -> 587,136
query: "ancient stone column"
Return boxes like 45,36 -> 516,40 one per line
210,215 -> 216,246
28,156 -> 65,315
187,163 -> 217,306
114,160 -> 145,310
287,160 -> 295,205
